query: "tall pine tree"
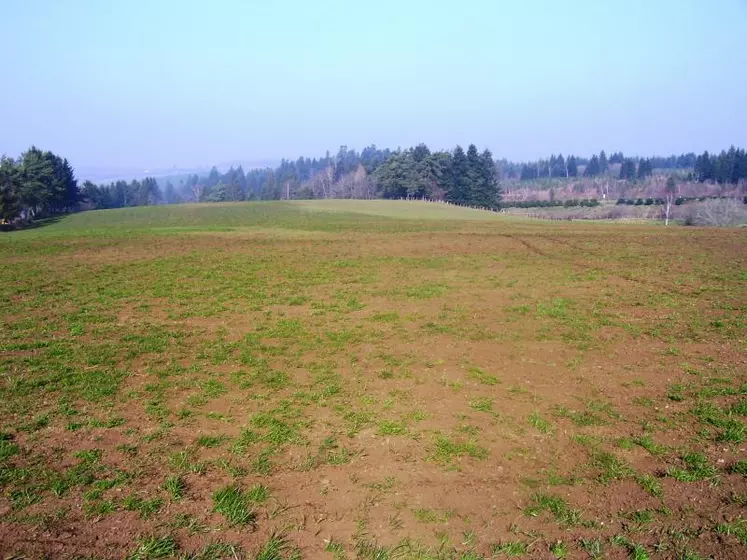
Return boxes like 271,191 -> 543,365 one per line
584,155 -> 601,177
448,146 -> 469,204
599,150 -> 609,174
567,156 -> 578,177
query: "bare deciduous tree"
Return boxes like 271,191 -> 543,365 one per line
693,198 -> 745,226
661,176 -> 677,226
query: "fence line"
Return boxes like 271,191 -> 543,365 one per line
392,197 -> 636,222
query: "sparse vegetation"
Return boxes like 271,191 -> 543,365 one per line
212,485 -> 257,526
1,201 -> 745,558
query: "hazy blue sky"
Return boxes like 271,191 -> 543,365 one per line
2,0 -> 746,172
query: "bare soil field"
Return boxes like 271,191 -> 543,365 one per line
1,202 -> 745,559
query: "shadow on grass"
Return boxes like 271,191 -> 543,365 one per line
1,215 -> 65,232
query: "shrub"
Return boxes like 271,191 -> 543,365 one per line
693,198 -> 746,227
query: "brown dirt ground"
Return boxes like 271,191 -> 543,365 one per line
1,222 -> 746,559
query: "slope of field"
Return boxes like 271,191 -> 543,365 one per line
1,202 -> 746,560
296,199 -> 503,220
6,201 -> 499,240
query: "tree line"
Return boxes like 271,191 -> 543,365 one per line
3,143 -> 745,225
693,147 -> 747,184
82,144 -> 501,210
1,147 -> 79,222
517,150 -> 673,181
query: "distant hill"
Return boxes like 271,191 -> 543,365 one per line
76,159 -> 279,183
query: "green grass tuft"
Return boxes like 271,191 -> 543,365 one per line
212,485 -> 257,526
432,435 -> 489,464
667,453 -> 719,483
163,475 -> 186,501
528,411 -> 553,434
127,535 -> 178,560
524,493 -> 582,526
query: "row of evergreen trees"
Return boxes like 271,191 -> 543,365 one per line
82,144 -> 501,209
693,147 -> 747,184
80,178 -> 161,209
518,151 -> 661,181
373,144 -> 499,207
0,147 -> 79,222
515,148 -> 747,184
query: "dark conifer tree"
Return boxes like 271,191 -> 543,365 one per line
584,155 -> 601,177
448,146 -> 469,204
567,155 -> 578,177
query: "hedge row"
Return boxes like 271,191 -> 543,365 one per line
504,199 -> 600,209
617,196 -> 747,206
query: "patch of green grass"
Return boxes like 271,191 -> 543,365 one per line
19,413 -> 50,432
10,487 -> 42,509
586,399 -> 621,420
469,397 -> 494,414
183,542 -> 244,560
378,420 -> 407,436
432,435 -> 488,464
255,533 -> 298,560
366,477 -> 396,492
248,368 -> 290,390
212,485 -> 257,526
635,474 -> 663,498
163,475 -> 186,501
631,434 -> 666,456
0,434 -> 20,461
122,494 -> 164,519
196,434 -> 229,448
667,453 -> 719,483
466,367 -> 500,385
491,541 -> 528,557
170,513 -> 207,536
127,535 -> 178,560
231,428 -> 260,454
666,383 -> 686,401
716,517 -> 747,546
611,535 -> 650,560
731,460 -> 747,476
371,312 -> 399,323
413,508 -> 452,523
326,447 -> 353,465
246,483 -> 270,503
117,443 -> 139,456
325,539 -> 346,559
251,412 -> 302,446
579,538 -> 603,559
524,493 -> 581,526
731,398 -> 747,416
84,499 -> 117,518
622,509 -> 656,525
549,541 -> 567,559
528,411 -> 553,434
252,448 -> 274,475
405,284 -> 449,300
729,492 -> 747,506
691,401 -> 747,443
588,449 -> 634,483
